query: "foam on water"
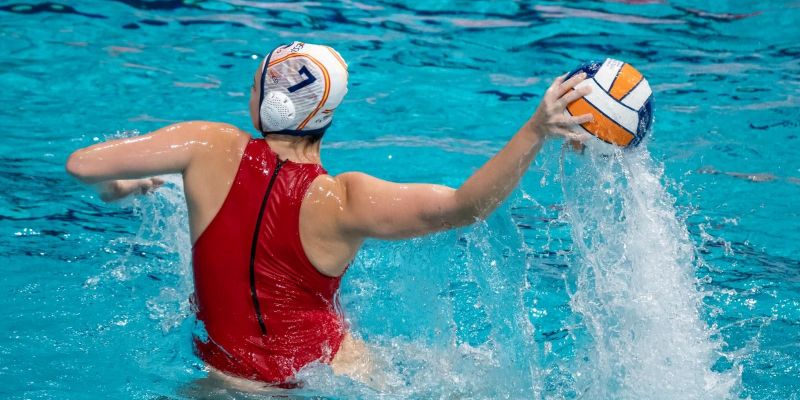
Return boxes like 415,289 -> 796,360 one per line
558,144 -> 741,399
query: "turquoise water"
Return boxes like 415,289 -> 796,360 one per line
1,0 -> 799,398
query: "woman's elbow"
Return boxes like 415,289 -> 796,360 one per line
434,206 -> 484,230
66,151 -> 94,183
448,195 -> 490,228
450,211 -> 485,229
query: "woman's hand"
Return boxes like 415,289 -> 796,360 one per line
525,72 -> 594,141
98,178 -> 164,202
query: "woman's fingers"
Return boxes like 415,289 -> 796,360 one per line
570,113 -> 594,125
561,130 -> 588,144
557,85 -> 592,108
553,127 -> 575,137
554,72 -> 587,98
545,74 -> 568,100
137,177 -> 164,194
533,73 -> 595,142
555,113 -> 593,127
569,139 -> 586,153
550,121 -> 592,142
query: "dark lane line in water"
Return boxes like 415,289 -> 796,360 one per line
0,2 -> 106,18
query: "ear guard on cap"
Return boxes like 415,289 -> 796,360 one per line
260,91 -> 296,132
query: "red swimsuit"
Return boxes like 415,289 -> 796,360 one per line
192,139 -> 345,385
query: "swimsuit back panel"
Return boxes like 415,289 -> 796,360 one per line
191,138 -> 345,384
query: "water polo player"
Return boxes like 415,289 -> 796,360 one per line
66,42 -> 593,387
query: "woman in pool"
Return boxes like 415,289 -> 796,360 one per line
66,42 -> 592,388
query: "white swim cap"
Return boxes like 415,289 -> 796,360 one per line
258,41 -> 349,137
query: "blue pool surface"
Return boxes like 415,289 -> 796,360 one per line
0,1 -> 798,399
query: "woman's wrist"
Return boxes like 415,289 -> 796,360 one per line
521,117 -> 547,145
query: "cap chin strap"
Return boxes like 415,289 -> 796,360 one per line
263,123 -> 331,138
257,49 -> 329,139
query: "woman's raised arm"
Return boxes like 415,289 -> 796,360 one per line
332,73 -> 592,240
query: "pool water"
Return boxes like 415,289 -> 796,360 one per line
1,1 -> 798,399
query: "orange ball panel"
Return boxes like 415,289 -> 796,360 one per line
609,64 -> 643,101
567,97 -> 634,147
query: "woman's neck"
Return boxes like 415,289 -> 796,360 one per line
264,134 -> 322,165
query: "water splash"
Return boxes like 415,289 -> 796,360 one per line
84,172 -> 194,333
311,221 -> 542,399
134,174 -> 194,332
88,134 -> 745,399
558,145 -> 741,399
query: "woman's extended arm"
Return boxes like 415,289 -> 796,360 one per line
65,121 -> 234,184
332,73 -> 592,240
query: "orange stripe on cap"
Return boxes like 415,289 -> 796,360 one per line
267,53 -> 331,131
567,97 -> 634,146
609,63 -> 643,100
326,46 -> 349,85
326,46 -> 348,72
268,52 -> 306,67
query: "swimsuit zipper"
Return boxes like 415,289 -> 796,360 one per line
249,155 -> 286,335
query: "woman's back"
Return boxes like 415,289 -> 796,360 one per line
192,139 -> 345,385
